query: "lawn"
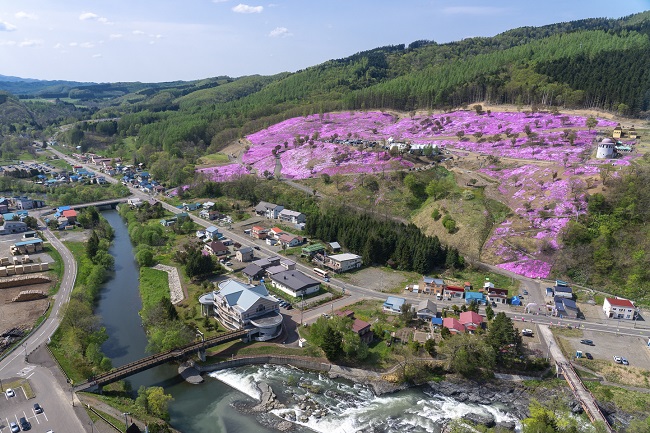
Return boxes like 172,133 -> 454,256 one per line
198,153 -> 231,165
585,381 -> 650,415
139,267 -> 170,309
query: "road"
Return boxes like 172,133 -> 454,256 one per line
0,213 -> 86,431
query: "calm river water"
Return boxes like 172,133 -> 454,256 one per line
97,210 -> 521,433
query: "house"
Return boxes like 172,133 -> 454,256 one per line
277,233 -> 304,248
202,201 -> 215,209
251,226 -> 268,240
128,198 -> 144,208
613,124 -> 623,139
205,226 -> 221,240
269,269 -> 320,297
14,197 -> 44,210
278,209 -> 306,224
266,259 -> 297,275
554,286 -> 573,299
430,317 -> 444,330
301,243 -> 325,257
603,297 -> 636,319
183,202 -> 202,212
323,253 -> 362,273
212,279 -> 283,341
383,296 -> 405,314
242,263 -> 265,280
459,311 -> 483,331
199,209 -> 225,220
254,201 -> 284,219
329,242 -> 341,253
204,241 -> 229,256
423,276 -> 445,296
465,291 -> 486,305
416,299 -> 437,321
268,227 -> 284,239
487,288 -> 509,305
62,209 -> 77,224
352,318 -> 373,344
236,246 -> 254,262
629,127 -> 638,139
160,218 -> 176,227
443,317 -> 465,334
553,296 -> 579,319
251,256 -> 281,270
443,285 -> 465,300
0,220 -> 28,235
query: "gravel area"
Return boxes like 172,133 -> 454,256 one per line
152,264 -> 185,304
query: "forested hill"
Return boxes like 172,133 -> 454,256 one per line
3,11 -> 650,185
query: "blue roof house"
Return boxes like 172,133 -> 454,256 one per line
465,291 -> 486,305
383,296 -> 405,314
205,226 -> 220,240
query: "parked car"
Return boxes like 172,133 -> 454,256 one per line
225,262 -> 233,267
521,329 -> 534,337
585,353 -> 593,360
613,355 -> 622,364
622,358 -> 629,365
253,246 -> 260,250
580,339 -> 594,346
5,388 -> 15,398
19,416 -> 31,430
9,422 -> 19,433
523,290 -> 529,295
34,402 -> 43,414
285,304 -> 293,310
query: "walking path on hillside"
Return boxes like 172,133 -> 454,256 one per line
152,264 -> 185,304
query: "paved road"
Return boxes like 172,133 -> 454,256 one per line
0,215 -> 86,432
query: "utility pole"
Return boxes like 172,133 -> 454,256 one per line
300,294 -> 304,326
122,412 -> 131,432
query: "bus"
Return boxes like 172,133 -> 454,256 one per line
313,268 -> 330,280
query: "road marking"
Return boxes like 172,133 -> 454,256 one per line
26,372 -> 34,380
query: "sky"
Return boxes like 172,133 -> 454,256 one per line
0,0 -> 649,83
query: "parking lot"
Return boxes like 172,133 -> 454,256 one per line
1,386 -> 49,432
563,330 -> 650,370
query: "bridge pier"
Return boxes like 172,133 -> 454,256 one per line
198,348 -> 206,362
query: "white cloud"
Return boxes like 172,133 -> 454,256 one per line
268,27 -> 291,38
92,53 -> 102,58
69,42 -> 78,47
132,30 -> 145,35
0,40 -> 16,46
109,33 -> 123,39
232,4 -> 263,13
15,12 -> 38,20
79,12 -> 99,21
442,6 -> 507,15
80,42 -> 95,48
0,21 -> 17,31
19,39 -> 42,47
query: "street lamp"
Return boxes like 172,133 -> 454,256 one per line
122,412 -> 131,432
300,294 -> 304,326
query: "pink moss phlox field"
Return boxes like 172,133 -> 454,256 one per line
197,163 -> 250,182
498,259 -> 553,279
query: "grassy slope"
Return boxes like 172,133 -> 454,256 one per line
139,267 -> 170,309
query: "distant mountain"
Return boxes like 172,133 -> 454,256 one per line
0,74 -> 41,83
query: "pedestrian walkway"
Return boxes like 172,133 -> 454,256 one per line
152,264 -> 184,304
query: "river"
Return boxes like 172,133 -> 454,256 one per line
96,209 -> 522,433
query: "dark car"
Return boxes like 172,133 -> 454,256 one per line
19,416 -> 31,431
34,402 -> 43,414
253,246 -> 260,250
580,339 -> 594,346
585,353 -> 593,360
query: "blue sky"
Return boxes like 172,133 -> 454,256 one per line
0,0 -> 648,83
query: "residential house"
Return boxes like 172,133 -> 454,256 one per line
212,279 -> 283,341
268,227 -> 284,240
301,243 -> 325,257
465,291 -> 486,305
199,209 -> 225,220
278,233 -> 304,248
487,288 -> 509,305
205,226 -> 221,240
254,201 -> 284,219
603,297 -> 636,319
62,209 -> 77,224
183,202 -> 202,212
278,209 -> 306,224
236,246 -> 254,262
202,201 -> 215,209
553,296 -> 579,319
329,242 -> 341,253
323,253 -> 362,273
251,256 -> 281,270
423,277 -> 445,297
242,263 -> 265,281
416,299 -> 437,321
160,218 -> 176,227
128,198 -> 144,208
352,318 -> 373,344
443,317 -> 465,334
554,286 -> 573,299
251,226 -> 268,240
269,269 -> 320,297
204,241 -> 229,256
266,259 -> 297,276
0,220 -> 28,235
459,311 -> 484,332
14,197 -> 44,210
443,285 -> 465,300
383,296 -> 405,314
482,280 -> 495,293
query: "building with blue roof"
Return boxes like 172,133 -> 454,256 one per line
212,279 -> 283,341
554,296 -> 579,319
465,291 -> 487,305
383,296 -> 406,314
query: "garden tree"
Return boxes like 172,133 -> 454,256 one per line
585,116 -> 598,131
184,245 -> 215,279
439,333 -> 495,377
86,231 -> 100,259
136,386 -> 174,420
22,216 -> 38,229
440,326 -> 452,340
467,300 -> 479,313
321,328 -> 343,361
400,302 -> 415,324
486,312 -> 523,366
135,248 -> 155,267
424,338 -> 437,357
485,304 -> 495,321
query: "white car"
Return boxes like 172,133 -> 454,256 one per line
5,388 -> 15,398
613,355 -> 622,364
9,422 -> 19,433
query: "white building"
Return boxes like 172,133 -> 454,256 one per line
596,138 -> 615,159
603,297 -> 636,319
323,253 -> 362,273
269,270 -> 320,297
